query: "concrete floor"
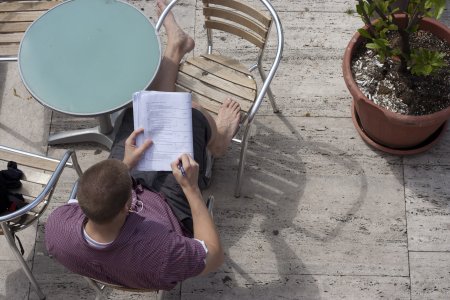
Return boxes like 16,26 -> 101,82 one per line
1,1 -> 450,299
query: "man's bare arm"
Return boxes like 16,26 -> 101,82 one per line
171,154 -> 224,274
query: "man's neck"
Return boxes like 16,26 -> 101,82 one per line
84,215 -> 127,244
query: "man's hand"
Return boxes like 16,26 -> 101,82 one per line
170,154 -> 200,194
123,128 -> 152,170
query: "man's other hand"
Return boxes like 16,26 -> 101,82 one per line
123,128 -> 152,170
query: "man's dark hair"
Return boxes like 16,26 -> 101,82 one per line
78,159 -> 132,224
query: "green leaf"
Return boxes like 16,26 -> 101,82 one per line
409,48 -> 447,76
424,0 -> 446,19
358,28 -> 373,39
366,43 -> 381,49
387,24 -> 398,31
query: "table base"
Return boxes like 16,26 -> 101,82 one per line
48,109 -> 127,149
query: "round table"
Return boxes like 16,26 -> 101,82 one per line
18,0 -> 161,148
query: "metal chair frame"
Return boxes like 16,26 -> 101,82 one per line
157,0 -> 284,197
0,145 -> 82,300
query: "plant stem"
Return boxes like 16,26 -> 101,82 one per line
358,0 -> 376,36
367,0 -> 389,21
406,3 -> 421,31
398,28 -> 410,73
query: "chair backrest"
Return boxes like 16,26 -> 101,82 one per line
0,0 -> 61,60
0,145 -> 81,234
201,0 -> 272,49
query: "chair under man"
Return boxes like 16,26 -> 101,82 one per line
157,0 -> 284,197
0,145 -> 82,300
0,0 -> 61,61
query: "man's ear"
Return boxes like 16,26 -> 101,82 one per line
123,197 -> 132,214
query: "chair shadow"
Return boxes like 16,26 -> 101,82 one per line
185,114 -> 369,299
0,122 -> 46,151
1,255 -> 33,300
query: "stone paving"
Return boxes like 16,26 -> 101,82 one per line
1,1 -> 450,299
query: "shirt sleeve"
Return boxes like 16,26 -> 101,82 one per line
156,231 -> 207,289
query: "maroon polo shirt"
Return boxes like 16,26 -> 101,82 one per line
45,184 -> 206,290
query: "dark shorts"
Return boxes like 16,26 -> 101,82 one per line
109,108 -> 212,234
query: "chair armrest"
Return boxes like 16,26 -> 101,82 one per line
247,0 -> 284,123
0,149 -> 82,223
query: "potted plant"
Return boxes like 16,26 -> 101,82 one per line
343,0 -> 450,154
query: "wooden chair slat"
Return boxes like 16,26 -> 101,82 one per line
205,20 -> 265,48
22,170 -> 52,185
0,43 -> 19,56
203,7 -> 268,38
0,161 -> 52,184
176,73 -> 254,112
201,54 -> 253,76
185,55 -> 255,88
0,21 -> 31,33
0,1 -> 59,12
176,84 -> 221,115
203,0 -> 271,27
190,89 -> 250,117
0,32 -> 22,43
0,149 -> 59,171
11,180 -> 46,199
179,63 -> 256,101
0,11 -> 44,22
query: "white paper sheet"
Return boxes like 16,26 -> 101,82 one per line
132,91 -> 193,171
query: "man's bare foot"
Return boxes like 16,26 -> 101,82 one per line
156,0 -> 195,57
208,98 -> 241,157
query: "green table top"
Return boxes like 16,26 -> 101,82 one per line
19,0 -> 161,116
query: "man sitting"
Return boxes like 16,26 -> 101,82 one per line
45,0 -> 240,290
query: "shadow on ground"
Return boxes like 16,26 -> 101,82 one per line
182,114 -> 369,299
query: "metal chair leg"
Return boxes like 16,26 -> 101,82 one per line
206,195 -> 214,218
1,223 -> 46,300
258,66 -> 280,113
156,290 -> 165,300
84,277 -> 105,299
234,124 -> 251,197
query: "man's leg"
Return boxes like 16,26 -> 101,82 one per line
149,0 -> 194,92
150,0 -> 241,158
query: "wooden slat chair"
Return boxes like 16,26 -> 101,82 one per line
0,0 -> 61,61
159,0 -> 284,197
0,145 -> 82,300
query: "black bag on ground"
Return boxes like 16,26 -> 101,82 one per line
0,161 -> 26,214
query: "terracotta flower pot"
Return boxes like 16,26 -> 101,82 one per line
343,15 -> 450,152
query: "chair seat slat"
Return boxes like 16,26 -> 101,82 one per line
185,55 -> 254,88
22,171 -> 51,186
0,32 -> 22,43
0,161 -> 52,185
179,63 -> 256,101
176,84 -> 221,115
0,43 -> 19,56
0,1 -> 60,12
201,54 -> 252,76
177,73 -> 253,114
0,21 -> 31,33
11,180 -> 46,199
0,11 -> 44,22
0,149 -> 59,171
176,72 -> 254,112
